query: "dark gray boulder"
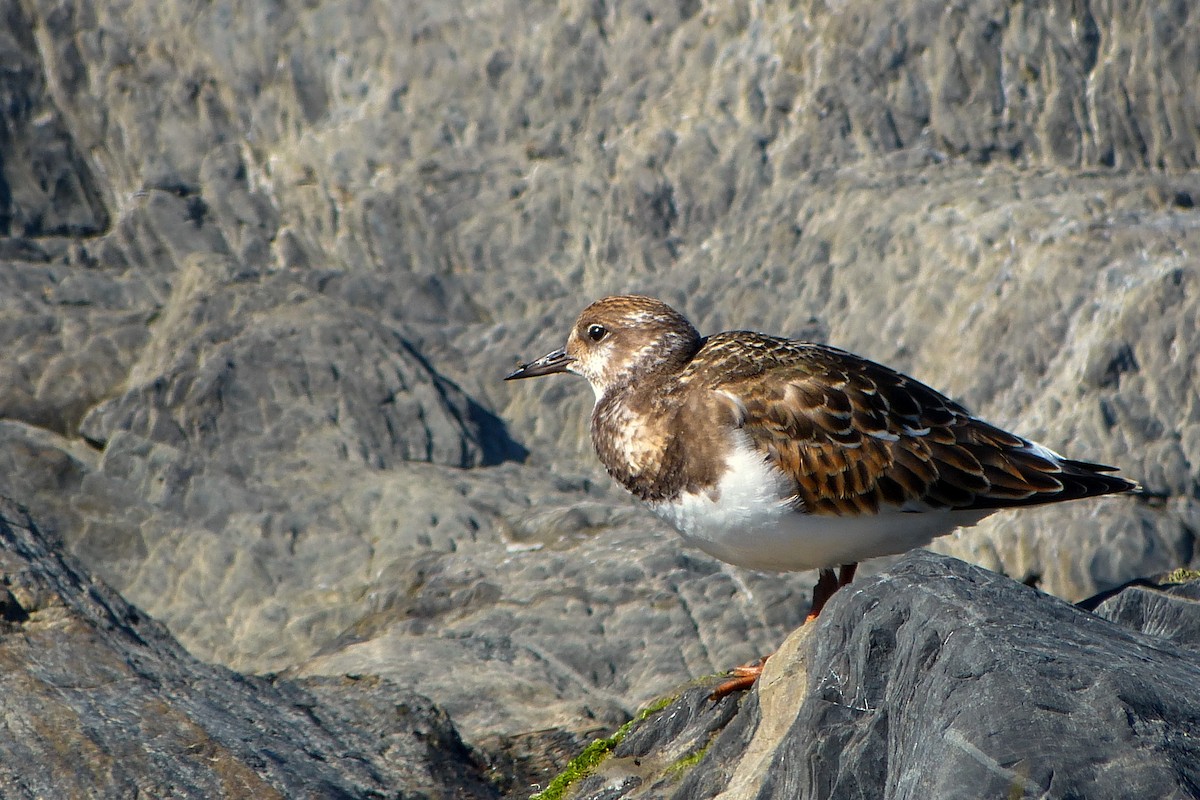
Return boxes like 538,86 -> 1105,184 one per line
1092,575 -> 1200,655
0,497 -> 498,799
566,551 -> 1200,800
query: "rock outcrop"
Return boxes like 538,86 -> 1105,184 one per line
564,551 -> 1200,800
0,497 -> 498,798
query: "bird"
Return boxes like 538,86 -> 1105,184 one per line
505,295 -> 1138,697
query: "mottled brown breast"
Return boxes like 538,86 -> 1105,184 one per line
590,375 -> 738,503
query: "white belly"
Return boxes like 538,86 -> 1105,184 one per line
649,438 -> 993,572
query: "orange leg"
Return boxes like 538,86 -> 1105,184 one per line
710,563 -> 860,701
805,568 -> 839,622
806,563 -> 858,621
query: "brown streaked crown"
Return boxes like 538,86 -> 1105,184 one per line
561,295 -> 702,395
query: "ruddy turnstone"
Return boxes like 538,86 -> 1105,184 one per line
505,295 -> 1137,695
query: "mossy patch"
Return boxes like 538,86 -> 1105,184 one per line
1163,567 -> 1200,584
530,694 -> 676,800
665,741 -> 710,779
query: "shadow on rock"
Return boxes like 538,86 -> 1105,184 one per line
465,395 -> 530,466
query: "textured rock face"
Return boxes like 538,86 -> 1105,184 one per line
1,0 -> 1199,795
78,259 -> 523,470
568,552 -> 1200,800
0,498 -> 497,799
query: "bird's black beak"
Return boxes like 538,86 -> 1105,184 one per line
504,348 -> 575,380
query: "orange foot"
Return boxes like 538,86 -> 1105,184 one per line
708,563 -> 860,701
709,657 -> 769,701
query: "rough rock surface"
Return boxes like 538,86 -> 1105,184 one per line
567,551 -> 1200,800
1,0 -> 1199,795
0,497 -> 498,799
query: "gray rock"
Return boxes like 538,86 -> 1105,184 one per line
1092,574 -> 1200,653
0,496 -> 498,799
567,552 -> 1200,800
79,258 -> 523,470
292,503 -> 813,741
0,3 -> 108,238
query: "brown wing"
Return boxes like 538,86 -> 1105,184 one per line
689,334 -> 1135,516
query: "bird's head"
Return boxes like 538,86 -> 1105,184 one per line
505,295 -> 702,399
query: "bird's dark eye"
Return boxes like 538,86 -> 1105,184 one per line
586,324 -> 608,342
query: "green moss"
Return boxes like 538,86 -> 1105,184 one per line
528,737 -> 615,800
1163,568 -> 1200,584
665,742 -> 710,779
530,695 -> 676,800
